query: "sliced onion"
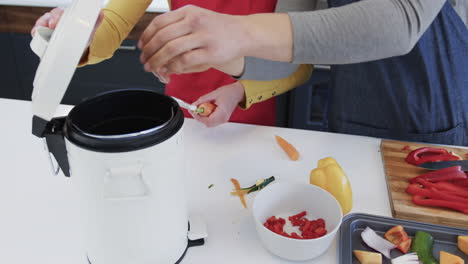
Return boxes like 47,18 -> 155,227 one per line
361,227 -> 396,259
391,253 -> 420,264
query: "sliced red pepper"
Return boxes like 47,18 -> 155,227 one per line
434,181 -> 468,194
314,227 -> 327,237
412,195 -> 468,214
408,166 -> 466,183
290,211 -> 307,219
430,188 -> 468,203
405,147 -> 460,165
316,218 -> 326,228
453,178 -> 468,187
301,221 -> 311,232
384,225 -> 409,245
406,184 -> 468,203
290,232 -> 301,239
397,238 -> 412,254
406,183 -> 432,196
415,179 -> 468,198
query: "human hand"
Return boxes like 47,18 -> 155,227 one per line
139,5 -> 248,80
190,81 -> 246,127
31,7 -> 104,47
152,57 -> 245,84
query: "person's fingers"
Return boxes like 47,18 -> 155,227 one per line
143,34 -> 203,72
164,49 -> 210,75
48,7 -> 64,29
138,8 -> 186,49
202,107 -> 229,127
140,19 -> 192,64
192,92 -> 219,107
31,12 -> 51,36
153,68 -> 169,83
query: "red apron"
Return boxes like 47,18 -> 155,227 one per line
167,0 -> 278,126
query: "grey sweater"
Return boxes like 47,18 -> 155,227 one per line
241,0 -> 468,81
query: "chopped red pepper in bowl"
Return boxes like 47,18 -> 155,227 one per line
263,211 -> 328,240
252,182 -> 342,261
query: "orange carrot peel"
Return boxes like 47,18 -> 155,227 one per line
231,178 -> 247,208
275,135 -> 300,161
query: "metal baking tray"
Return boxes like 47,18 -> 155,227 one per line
339,213 -> 468,263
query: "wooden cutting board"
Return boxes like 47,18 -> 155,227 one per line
380,140 -> 468,229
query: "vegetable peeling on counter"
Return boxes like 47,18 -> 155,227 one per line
310,157 -> 353,214
230,178 -> 247,208
230,176 -> 276,195
230,177 -> 276,208
275,135 -> 300,161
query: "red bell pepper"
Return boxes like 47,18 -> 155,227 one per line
408,166 -> 466,183
429,187 -> 468,203
453,178 -> 468,187
414,179 -> 468,198
406,183 -> 468,202
397,238 -> 412,254
412,195 -> 468,214
384,225 -> 409,245
406,184 -> 432,196
434,181 -> 468,194
405,147 -> 460,165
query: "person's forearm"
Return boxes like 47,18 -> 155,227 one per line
239,13 -> 294,62
236,0 -> 446,65
290,0 -> 446,64
83,0 -> 152,65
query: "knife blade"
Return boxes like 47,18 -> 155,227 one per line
418,160 -> 468,171
171,96 -> 197,112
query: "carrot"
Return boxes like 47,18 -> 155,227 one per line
275,135 -> 300,161
231,178 -> 247,208
196,102 -> 217,117
230,190 -> 249,196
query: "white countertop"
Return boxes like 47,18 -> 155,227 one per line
0,98 -> 391,264
0,0 -> 170,13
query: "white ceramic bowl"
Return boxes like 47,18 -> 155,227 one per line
252,182 -> 343,261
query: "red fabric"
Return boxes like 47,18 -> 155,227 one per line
167,0 -> 278,126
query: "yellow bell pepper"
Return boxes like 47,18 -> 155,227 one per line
310,157 -> 353,214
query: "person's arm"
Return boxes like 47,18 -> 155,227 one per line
244,0 -> 446,64
138,0 -> 447,79
80,0 -> 153,65
239,64 -> 313,109
189,64 -> 312,127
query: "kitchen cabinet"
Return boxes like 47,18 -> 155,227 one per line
0,33 -> 23,100
288,67 -> 331,131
